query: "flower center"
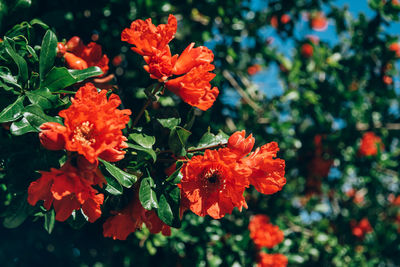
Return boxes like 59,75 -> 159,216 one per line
72,121 -> 95,146
203,168 -> 222,185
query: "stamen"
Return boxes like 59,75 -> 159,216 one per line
72,121 -> 96,146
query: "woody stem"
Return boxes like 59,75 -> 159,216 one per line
132,83 -> 162,128
158,143 -> 227,155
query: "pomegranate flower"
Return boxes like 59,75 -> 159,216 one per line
103,192 -> 171,240
249,215 -> 284,249
39,83 -> 131,164
122,14 -> 219,111
27,161 -> 105,222
358,132 -> 384,157
257,253 -> 288,267
179,131 -> 286,219
64,36 -> 109,76
351,218 -> 373,239
310,12 -> 328,31
179,149 -> 250,219
243,142 -> 286,195
121,14 -> 177,56
165,63 -> 219,111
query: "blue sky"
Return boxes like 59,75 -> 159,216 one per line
226,1 -> 400,106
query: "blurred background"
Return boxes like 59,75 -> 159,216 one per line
0,0 -> 400,266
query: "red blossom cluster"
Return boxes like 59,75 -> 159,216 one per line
179,131 -> 286,219
358,132 -> 384,157
103,191 -> 171,240
248,215 -> 287,267
351,218 -> 373,239
249,215 -> 284,249
257,253 -> 288,267
58,36 -> 109,76
270,14 -> 291,28
121,14 -> 219,111
28,83 -> 131,222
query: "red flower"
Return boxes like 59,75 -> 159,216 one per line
27,161 -> 105,222
243,142 -> 286,195
122,14 -> 219,111
64,36 -> 109,76
249,215 -> 284,249
300,43 -> 313,58
383,75 -> 393,85
39,83 -> 131,164
310,12 -> 328,31
257,253 -> 288,267
280,14 -> 291,24
389,43 -> 400,57
179,149 -> 250,219
121,14 -> 177,56
351,218 -> 373,239
270,15 -> 290,29
103,192 -> 171,240
247,64 -> 262,75
358,132 -> 384,157
179,131 -> 285,219
165,63 -> 219,111
270,16 -> 279,28
228,130 -> 255,156
172,42 -> 214,75
39,122 -> 67,150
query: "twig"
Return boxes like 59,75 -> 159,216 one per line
157,143 -> 228,155
222,70 -> 263,113
132,83 -> 162,128
356,122 -> 400,131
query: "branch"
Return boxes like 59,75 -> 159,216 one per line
222,70 -> 263,113
157,143 -> 228,155
132,83 -> 162,128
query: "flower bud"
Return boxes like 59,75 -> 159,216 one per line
64,52 -> 88,70
56,42 -> 66,57
39,122 -> 66,150
66,36 -> 84,54
228,130 -> 255,156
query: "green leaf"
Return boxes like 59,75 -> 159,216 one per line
195,130 -> 229,149
128,143 -> 157,162
0,96 -> 25,123
44,209 -> 55,234
99,159 -> 137,188
104,174 -> 123,195
168,126 -> 191,156
139,176 -> 158,210
41,67 -> 76,91
22,104 -> 61,130
10,117 -> 36,135
30,18 -> 49,30
2,195 -> 31,229
26,88 -> 60,109
0,66 -> 22,91
165,161 -> 183,184
4,37 -> 28,84
157,117 -> 181,130
69,67 -> 103,82
39,30 -> 58,79
157,186 -> 181,227
129,132 -> 155,149
183,108 -> 196,130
